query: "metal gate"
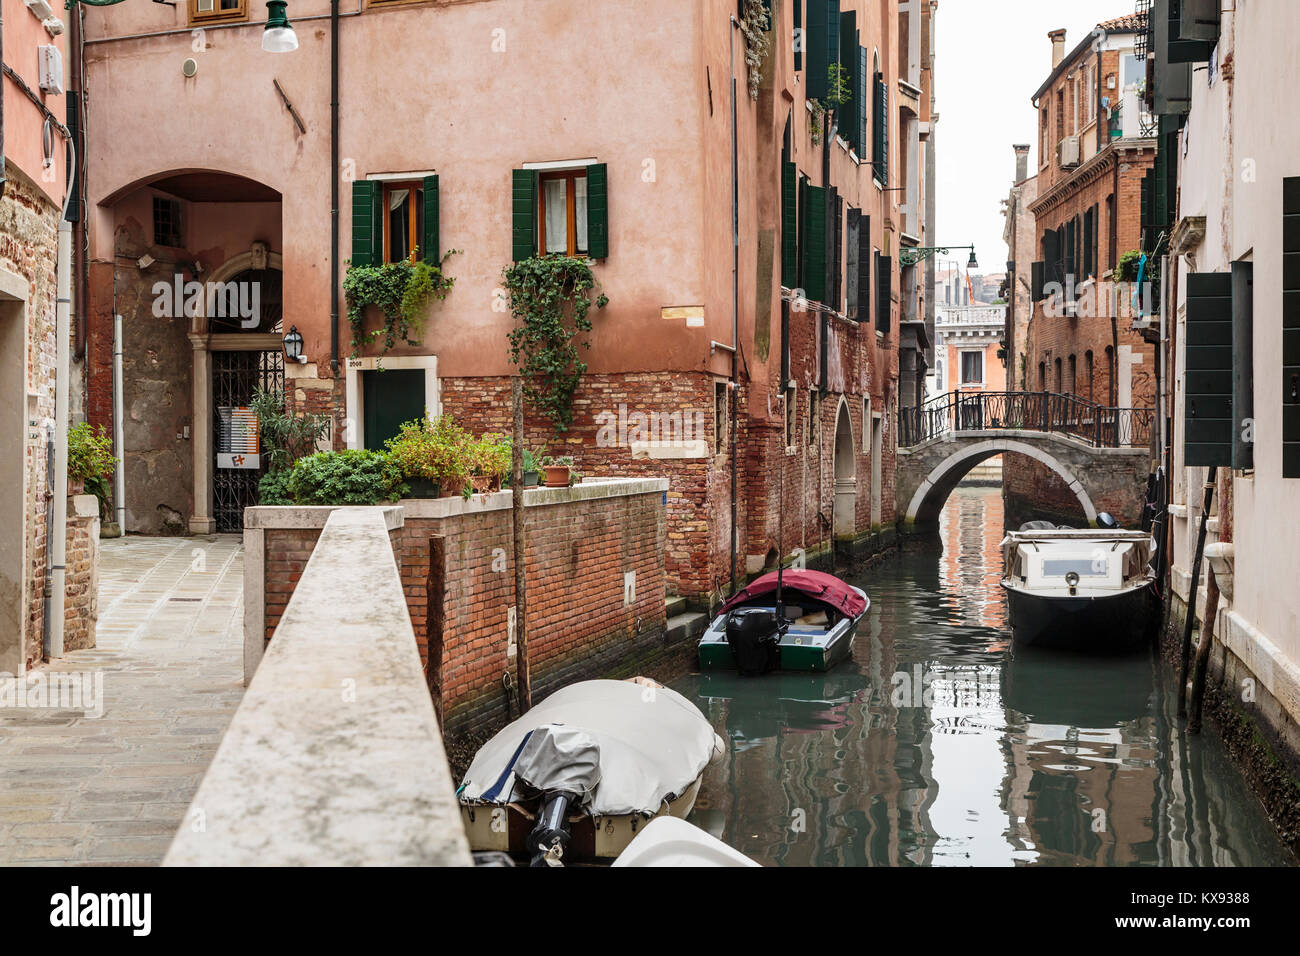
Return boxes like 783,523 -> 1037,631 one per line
212,349 -> 284,533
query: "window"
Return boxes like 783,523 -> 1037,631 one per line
1054,358 -> 1063,393
384,182 -> 425,263
808,391 -> 819,447
1038,361 -> 1046,391
153,196 -> 182,248
1068,354 -> 1077,394
539,170 -> 589,257
1085,351 -> 1094,402
189,0 -> 245,24
714,381 -> 729,455
960,350 -> 984,386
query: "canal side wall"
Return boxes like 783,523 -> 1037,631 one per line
1164,580 -> 1300,856
167,507 -> 471,866
242,478 -> 671,738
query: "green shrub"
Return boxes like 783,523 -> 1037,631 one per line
288,450 -> 405,505
67,423 -> 116,483
385,414 -> 473,492
258,470 -> 296,506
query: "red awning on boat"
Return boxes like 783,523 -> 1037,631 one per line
721,569 -> 867,619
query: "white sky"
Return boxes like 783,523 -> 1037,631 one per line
934,0 -> 1136,278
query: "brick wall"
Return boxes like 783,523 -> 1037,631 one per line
252,482 -> 669,737
63,497 -> 101,652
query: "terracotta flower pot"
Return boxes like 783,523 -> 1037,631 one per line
543,465 -> 571,488
470,475 -> 501,495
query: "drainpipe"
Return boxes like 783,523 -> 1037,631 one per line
113,313 -> 125,530
329,0 -> 340,381
1,8 -> 6,198
728,15 -> 740,594
49,174 -> 75,658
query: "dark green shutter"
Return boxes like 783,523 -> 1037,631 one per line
840,14 -> 857,147
586,163 -> 609,259
1184,272 -> 1234,466
781,161 -> 798,288
1284,178 -> 1300,477
1031,261 -> 1045,302
1169,0 -> 1218,63
1232,261 -> 1254,470
422,174 -> 439,264
801,181 -> 827,304
856,214 -> 871,324
351,180 -> 380,267
873,73 -> 889,184
827,2 -> 841,92
855,46 -> 868,156
846,208 -> 859,319
511,169 -> 538,262
876,254 -> 892,334
805,0 -> 829,101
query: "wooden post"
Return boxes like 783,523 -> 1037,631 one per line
426,534 -> 445,725
512,378 -> 532,712
1187,565 -> 1221,734
1177,479 -> 1216,718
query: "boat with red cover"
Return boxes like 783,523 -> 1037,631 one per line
698,569 -> 869,674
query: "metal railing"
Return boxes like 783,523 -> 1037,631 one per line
898,390 -> 1154,449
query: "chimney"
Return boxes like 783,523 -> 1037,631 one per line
1013,144 -> 1030,183
1049,29 -> 1067,69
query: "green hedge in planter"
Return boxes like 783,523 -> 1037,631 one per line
288,450 -> 405,506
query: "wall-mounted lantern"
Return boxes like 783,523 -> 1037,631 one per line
262,1 -> 299,53
283,325 -> 305,363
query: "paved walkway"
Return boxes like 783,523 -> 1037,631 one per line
0,536 -> 245,865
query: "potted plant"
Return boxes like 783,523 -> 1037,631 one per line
67,422 -> 116,501
467,433 -> 511,495
539,455 -> 574,488
385,415 -> 471,499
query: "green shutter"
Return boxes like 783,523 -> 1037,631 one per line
827,2 -> 841,88
1232,261 -> 1254,470
586,163 -> 609,259
856,214 -> 871,325
805,0 -> 829,100
801,182 -> 827,304
855,46 -> 868,157
1284,178 -> 1300,477
873,73 -> 889,185
838,12 -> 856,146
511,168 -> 538,262
876,254 -> 892,333
351,180 -> 379,268
422,174 -> 439,264
1031,261 -> 1045,302
1184,272 -> 1234,466
781,161 -> 798,288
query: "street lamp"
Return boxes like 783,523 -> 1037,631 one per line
283,325 -> 305,363
262,0 -> 299,53
967,248 -> 979,270
899,244 -> 979,268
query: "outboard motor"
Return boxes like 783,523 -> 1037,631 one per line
725,607 -> 782,676
1096,512 -> 1120,529
512,724 -> 601,868
526,790 -> 580,867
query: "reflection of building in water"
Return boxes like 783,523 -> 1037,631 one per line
939,488 -> 1007,630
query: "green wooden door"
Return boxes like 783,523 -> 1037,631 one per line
363,369 -> 425,451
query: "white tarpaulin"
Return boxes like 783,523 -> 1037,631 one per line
459,680 -> 724,817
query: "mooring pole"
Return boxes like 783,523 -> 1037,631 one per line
1187,563 -> 1221,734
512,378 -> 532,712
426,534 -> 446,725
1177,478 -> 1215,719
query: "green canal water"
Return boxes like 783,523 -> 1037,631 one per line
670,486 -> 1294,867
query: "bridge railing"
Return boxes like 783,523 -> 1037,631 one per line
898,390 -> 1153,450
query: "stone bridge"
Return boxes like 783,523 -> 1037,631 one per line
896,429 -> 1153,530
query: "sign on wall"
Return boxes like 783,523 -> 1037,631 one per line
217,406 -> 260,470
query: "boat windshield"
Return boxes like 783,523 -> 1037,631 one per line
1041,557 -> 1109,577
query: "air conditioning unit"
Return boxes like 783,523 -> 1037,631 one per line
1058,135 -> 1081,169
38,44 -> 63,95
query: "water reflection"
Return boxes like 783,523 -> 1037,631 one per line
673,486 -> 1293,867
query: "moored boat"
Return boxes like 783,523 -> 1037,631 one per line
457,678 -> 723,866
1000,528 -> 1157,652
698,568 -> 869,674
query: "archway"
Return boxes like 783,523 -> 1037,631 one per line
833,399 -> 856,537
904,439 -> 1096,527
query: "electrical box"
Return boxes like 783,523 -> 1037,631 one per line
38,44 -> 63,95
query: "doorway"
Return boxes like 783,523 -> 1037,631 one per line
833,400 -> 856,537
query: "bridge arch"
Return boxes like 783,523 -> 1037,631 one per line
903,439 -> 1097,526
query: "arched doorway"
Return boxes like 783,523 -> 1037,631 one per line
189,248 -> 284,533
833,399 -> 856,538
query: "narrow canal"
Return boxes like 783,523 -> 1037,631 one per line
671,485 -> 1294,866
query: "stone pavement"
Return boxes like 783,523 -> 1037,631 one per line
0,536 -> 245,865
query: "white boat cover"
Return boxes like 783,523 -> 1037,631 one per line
459,679 -> 724,817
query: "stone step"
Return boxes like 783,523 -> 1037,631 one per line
665,595 -> 687,618
665,610 -> 709,644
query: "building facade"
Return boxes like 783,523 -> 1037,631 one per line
1008,12 -> 1158,525
1,0 -> 72,673
1149,0 -> 1300,806
79,0 -> 935,605
1002,144 -> 1038,392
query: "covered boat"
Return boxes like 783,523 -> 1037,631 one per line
457,678 -> 723,866
698,569 -> 869,674
999,528 -> 1157,651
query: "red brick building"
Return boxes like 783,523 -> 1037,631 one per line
1008,13 -> 1159,524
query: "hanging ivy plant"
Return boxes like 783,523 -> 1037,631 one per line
343,248 -> 459,356
739,0 -> 772,100
503,256 -> 609,435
